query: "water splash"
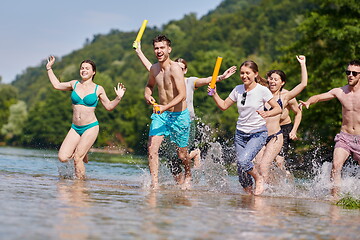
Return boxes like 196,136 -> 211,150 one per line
261,157 -> 360,200
142,118 -> 359,201
202,132 -> 360,200
57,160 -> 75,179
336,161 -> 360,197
139,167 -> 152,189
201,142 -> 231,191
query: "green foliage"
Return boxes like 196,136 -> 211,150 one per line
21,90 -> 72,148
336,195 -> 360,209
0,84 -> 18,141
280,0 -> 360,147
7,0 -> 359,155
1,101 -> 28,141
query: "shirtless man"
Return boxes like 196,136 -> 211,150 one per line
134,41 -> 236,169
300,60 -> 360,197
144,35 -> 190,189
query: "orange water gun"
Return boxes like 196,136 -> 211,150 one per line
150,100 -> 161,114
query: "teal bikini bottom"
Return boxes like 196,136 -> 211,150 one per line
71,121 -> 99,136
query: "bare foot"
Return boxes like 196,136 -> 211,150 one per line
180,177 -> 191,190
151,182 -> 160,190
253,177 -> 264,196
329,194 -> 340,203
193,159 -> 201,169
75,173 -> 86,180
174,173 -> 185,185
190,149 -> 201,169
331,186 -> 340,200
83,154 -> 88,163
243,186 -> 253,195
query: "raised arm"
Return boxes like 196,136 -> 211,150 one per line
98,83 -> 126,111
287,98 -> 302,140
208,85 -> 235,111
285,55 -> 308,101
299,90 -> 337,110
134,41 -> 152,71
46,56 -> 73,91
194,66 -> 237,88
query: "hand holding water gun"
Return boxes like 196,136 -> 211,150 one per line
150,99 -> 161,114
133,20 -> 148,49
208,56 -> 223,96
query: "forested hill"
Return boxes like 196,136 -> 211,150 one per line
2,0 -> 359,155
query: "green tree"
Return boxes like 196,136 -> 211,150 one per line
21,90 -> 71,148
0,84 -> 18,141
1,101 -> 28,143
280,0 -> 360,150
11,0 -> 355,155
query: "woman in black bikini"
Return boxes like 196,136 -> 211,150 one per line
254,55 -> 307,187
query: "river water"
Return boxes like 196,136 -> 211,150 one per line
0,146 -> 359,240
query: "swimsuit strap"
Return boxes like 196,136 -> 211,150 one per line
73,81 -> 79,90
279,92 -> 282,108
276,92 -> 283,109
266,129 -> 283,144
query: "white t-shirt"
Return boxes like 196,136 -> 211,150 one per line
229,83 -> 273,133
185,77 -> 197,120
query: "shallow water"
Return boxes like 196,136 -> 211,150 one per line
0,146 -> 359,240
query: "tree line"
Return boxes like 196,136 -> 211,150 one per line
0,0 -> 359,160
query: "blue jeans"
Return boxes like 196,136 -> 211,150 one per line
234,129 -> 268,188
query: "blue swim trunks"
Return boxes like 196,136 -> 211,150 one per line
149,109 -> 191,148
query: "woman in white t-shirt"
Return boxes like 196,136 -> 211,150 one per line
209,60 -> 281,195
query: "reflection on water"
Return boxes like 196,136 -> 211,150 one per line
0,146 -> 359,239
145,190 -> 193,208
56,180 -> 91,240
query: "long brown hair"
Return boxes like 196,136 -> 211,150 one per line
240,60 -> 268,87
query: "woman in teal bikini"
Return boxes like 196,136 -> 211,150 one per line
46,56 -> 126,179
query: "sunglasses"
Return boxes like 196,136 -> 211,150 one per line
345,70 -> 360,77
241,92 -> 247,105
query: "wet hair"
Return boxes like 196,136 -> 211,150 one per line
240,60 -> 268,87
152,35 -> 172,47
348,60 -> 360,67
80,60 -> 96,79
174,58 -> 187,70
266,70 -> 287,90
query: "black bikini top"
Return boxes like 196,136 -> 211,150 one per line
264,98 -> 283,111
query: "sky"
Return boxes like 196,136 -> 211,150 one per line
1,0 -> 223,83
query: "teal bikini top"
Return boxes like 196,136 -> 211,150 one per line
71,81 -> 99,107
